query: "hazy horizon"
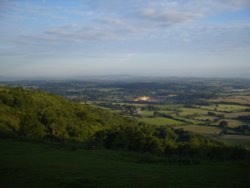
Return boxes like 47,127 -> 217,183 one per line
1,0 -> 250,78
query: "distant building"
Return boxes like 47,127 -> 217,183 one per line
134,96 -> 151,102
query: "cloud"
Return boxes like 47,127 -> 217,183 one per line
45,25 -> 121,42
98,17 -> 127,26
139,8 -> 202,26
1,0 -> 250,59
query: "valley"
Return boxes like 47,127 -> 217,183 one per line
4,77 -> 250,149
1,77 -> 250,188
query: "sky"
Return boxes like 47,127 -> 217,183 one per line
0,0 -> 250,79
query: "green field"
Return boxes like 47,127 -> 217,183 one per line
139,110 -> 175,117
179,108 -> 208,116
195,115 -> 218,121
139,110 -> 155,116
138,117 -> 185,126
211,96 -> 250,105
200,104 -> 249,112
178,125 -> 222,135
223,112 -> 250,118
222,119 -> 245,128
216,135 -> 250,149
154,104 -> 184,110
1,138 -> 250,188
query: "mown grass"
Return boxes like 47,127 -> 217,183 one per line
1,138 -> 250,188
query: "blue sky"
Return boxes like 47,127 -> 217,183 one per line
0,0 -> 250,78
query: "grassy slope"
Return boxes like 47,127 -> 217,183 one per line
0,138 -> 250,188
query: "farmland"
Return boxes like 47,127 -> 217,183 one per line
3,78 -> 250,149
1,78 -> 250,188
138,117 -> 185,126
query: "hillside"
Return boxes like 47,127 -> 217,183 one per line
1,138 -> 250,188
0,86 -> 250,188
0,86 -> 131,142
0,86 -> 248,160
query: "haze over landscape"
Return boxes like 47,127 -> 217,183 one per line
1,0 -> 250,79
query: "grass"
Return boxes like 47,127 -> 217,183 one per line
138,117 -> 185,126
211,96 -> 250,105
195,115 -> 218,121
216,135 -> 250,149
1,138 -> 250,188
200,104 -> 249,112
179,108 -> 208,116
139,110 -> 154,116
219,135 -> 250,140
154,104 -> 184,110
177,125 -> 222,135
224,112 -> 250,118
140,110 -> 176,117
158,110 -> 175,115
114,102 -> 147,107
171,115 -> 203,125
222,119 -> 245,128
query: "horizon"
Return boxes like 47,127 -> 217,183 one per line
1,74 -> 250,82
1,0 -> 250,78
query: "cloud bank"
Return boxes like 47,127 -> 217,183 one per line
0,0 -> 250,78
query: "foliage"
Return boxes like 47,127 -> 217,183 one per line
0,87 -> 130,142
0,86 -> 248,161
